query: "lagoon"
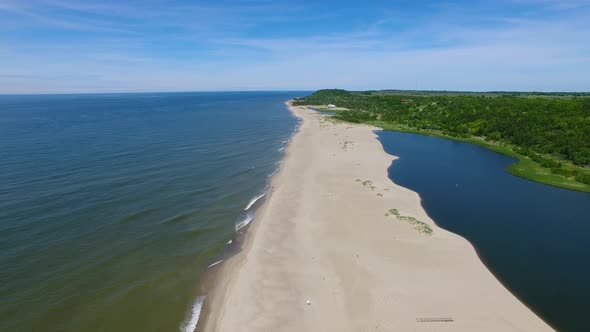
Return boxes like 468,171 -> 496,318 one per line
377,130 -> 590,332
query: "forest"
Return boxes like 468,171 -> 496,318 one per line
294,89 -> 590,189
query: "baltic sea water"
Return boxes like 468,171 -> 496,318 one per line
0,92 -> 302,331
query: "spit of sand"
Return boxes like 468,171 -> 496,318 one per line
198,102 -> 553,332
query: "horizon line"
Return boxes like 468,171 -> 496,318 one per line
1,88 -> 589,96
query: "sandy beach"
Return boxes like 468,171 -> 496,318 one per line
198,102 -> 553,331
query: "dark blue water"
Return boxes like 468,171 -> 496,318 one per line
377,131 -> 590,332
0,92 -> 302,332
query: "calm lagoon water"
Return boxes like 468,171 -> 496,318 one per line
377,130 -> 590,332
0,92 -> 302,331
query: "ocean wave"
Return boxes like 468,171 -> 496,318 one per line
278,146 -> 286,152
120,208 -> 157,224
268,167 -> 279,178
160,213 -> 191,225
235,213 -> 254,231
208,260 -> 223,268
244,191 -> 268,211
180,295 -> 206,332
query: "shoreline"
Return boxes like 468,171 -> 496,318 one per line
194,101 -> 304,332
197,101 -> 553,331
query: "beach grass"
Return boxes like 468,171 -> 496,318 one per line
386,208 -> 400,217
387,208 -> 433,235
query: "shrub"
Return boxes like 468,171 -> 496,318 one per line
575,173 -> 590,185
551,168 -> 572,177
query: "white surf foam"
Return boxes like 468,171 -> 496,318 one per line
244,191 -> 268,210
268,167 -> 279,178
278,146 -> 286,152
180,295 -> 206,332
235,214 -> 254,231
208,260 -> 223,268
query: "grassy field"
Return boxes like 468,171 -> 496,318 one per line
306,104 -> 350,111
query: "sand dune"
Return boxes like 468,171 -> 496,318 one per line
199,102 -> 553,331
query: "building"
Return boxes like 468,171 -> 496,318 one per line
327,104 -> 336,108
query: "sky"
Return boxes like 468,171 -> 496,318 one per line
0,0 -> 589,93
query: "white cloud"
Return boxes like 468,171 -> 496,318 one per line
0,0 -> 589,93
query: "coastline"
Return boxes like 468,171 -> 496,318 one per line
194,101 -> 304,331
197,101 -> 553,331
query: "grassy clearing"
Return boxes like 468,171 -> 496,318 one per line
306,104 -> 350,112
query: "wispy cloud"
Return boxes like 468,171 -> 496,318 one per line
0,0 -> 589,93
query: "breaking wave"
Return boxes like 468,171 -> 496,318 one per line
235,213 -> 254,231
179,295 -> 206,332
244,191 -> 268,211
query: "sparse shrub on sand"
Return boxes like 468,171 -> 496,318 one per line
387,209 -> 433,235
387,208 -> 400,217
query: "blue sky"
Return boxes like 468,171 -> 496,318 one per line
1,0 -> 589,93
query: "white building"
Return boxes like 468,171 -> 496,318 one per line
327,104 -> 336,108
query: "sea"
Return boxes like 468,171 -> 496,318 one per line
0,92 -> 302,332
377,130 -> 590,332
3,93 -> 589,332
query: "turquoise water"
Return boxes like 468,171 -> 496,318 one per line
377,131 -> 590,332
0,92 -> 302,331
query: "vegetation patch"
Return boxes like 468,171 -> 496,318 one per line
341,140 -> 354,151
385,208 -> 400,217
301,103 -> 350,112
356,178 -> 377,190
386,208 -> 433,235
